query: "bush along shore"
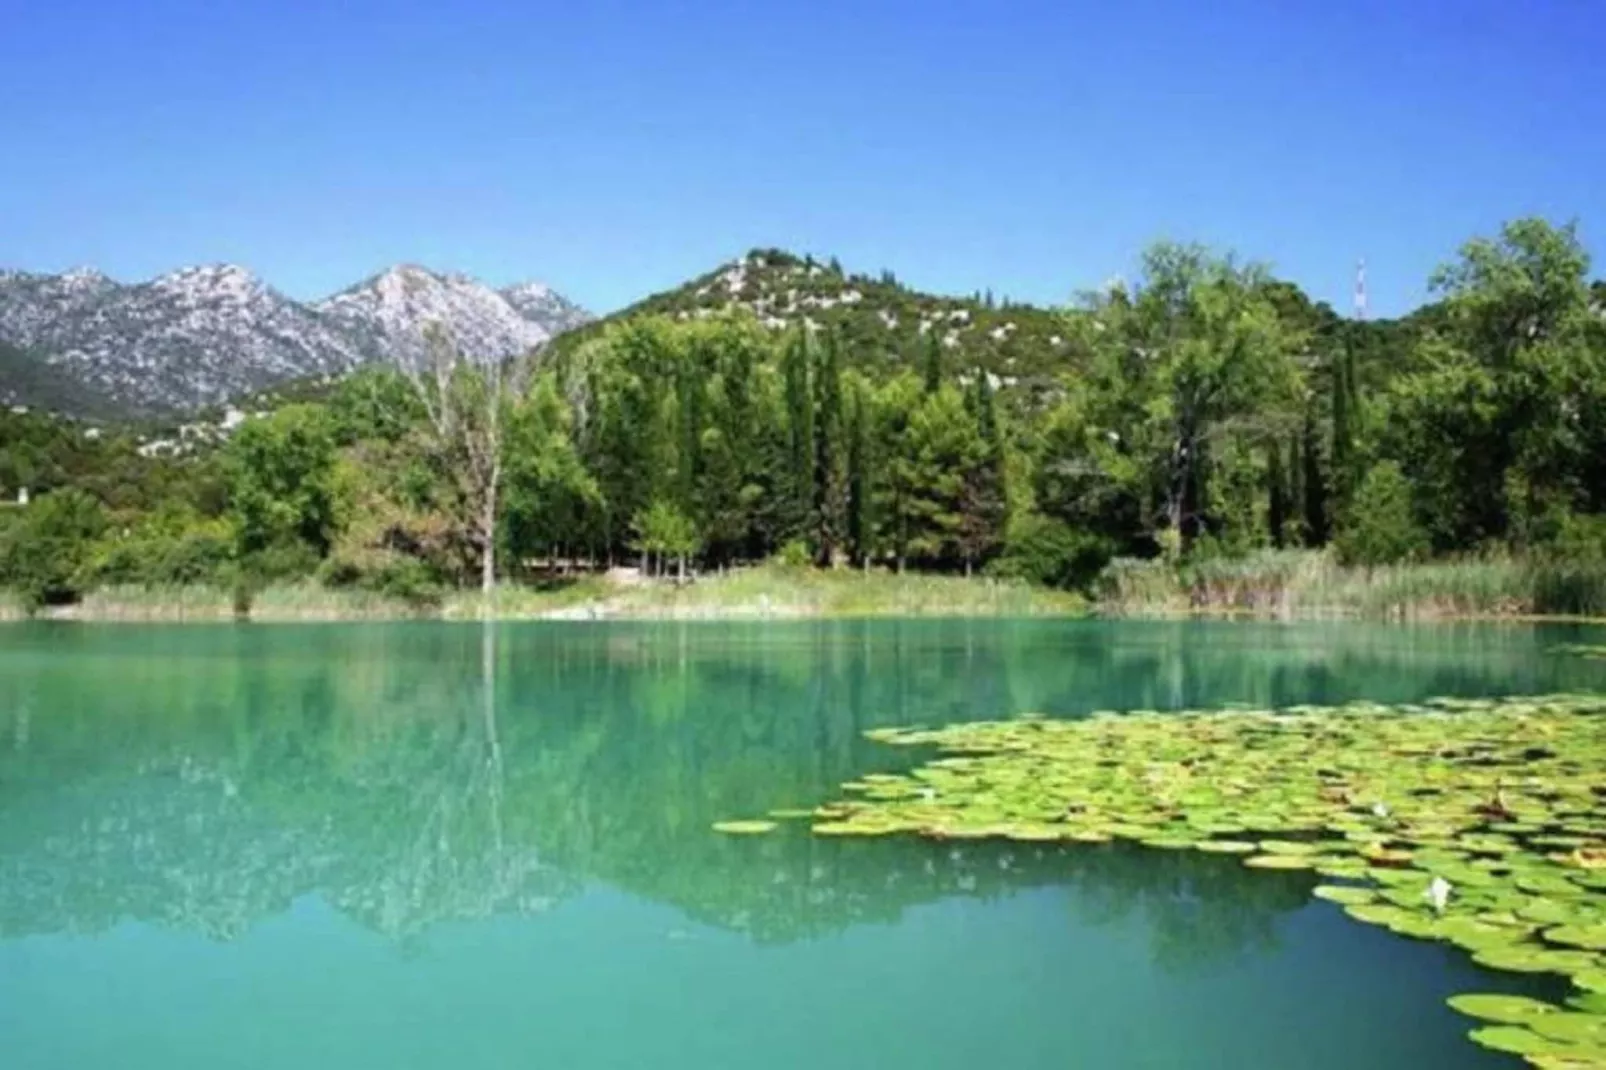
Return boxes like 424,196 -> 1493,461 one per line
3,217 -> 1606,617
718,693 -> 1606,1066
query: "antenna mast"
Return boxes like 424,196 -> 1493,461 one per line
1353,259 -> 1368,321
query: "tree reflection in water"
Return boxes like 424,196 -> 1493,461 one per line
0,618 -> 1598,966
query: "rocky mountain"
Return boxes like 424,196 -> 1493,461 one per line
551,248 -> 1076,388
0,263 -> 590,417
500,280 -> 592,336
314,265 -> 569,372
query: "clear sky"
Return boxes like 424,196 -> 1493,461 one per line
2,0 -> 1603,317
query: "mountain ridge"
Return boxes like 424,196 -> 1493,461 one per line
0,262 -> 591,417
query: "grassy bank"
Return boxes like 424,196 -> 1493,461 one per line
540,565 -> 1085,620
1097,549 -> 1606,621
16,566 -> 1084,623
22,554 -> 1605,624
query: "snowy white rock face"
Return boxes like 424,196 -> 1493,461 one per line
0,263 -> 591,414
315,265 -> 567,370
1,264 -> 362,412
501,281 -> 592,336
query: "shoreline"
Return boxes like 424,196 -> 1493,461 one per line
7,598 -> 1606,627
5,563 -> 1606,626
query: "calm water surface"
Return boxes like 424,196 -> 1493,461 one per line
3,618 -> 1606,1069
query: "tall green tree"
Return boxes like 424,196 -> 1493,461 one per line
780,328 -> 814,543
502,374 -> 601,572
1070,243 -> 1303,550
812,327 -> 848,564
872,372 -> 924,571
1381,218 -> 1606,548
844,372 -> 874,568
225,403 -> 339,565
957,371 -> 1007,573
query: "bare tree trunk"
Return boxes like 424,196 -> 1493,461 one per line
480,480 -> 498,599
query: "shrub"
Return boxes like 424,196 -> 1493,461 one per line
319,550 -> 442,607
771,538 -> 813,569
988,513 -> 1113,590
0,488 -> 107,606
1334,462 -> 1429,567
1542,512 -> 1606,563
84,515 -> 233,588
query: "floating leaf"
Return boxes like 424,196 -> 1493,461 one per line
1244,853 -> 1316,870
712,820 -> 777,835
1467,1025 -> 1569,1058
1473,946 -> 1600,975
1447,993 -> 1563,1025
1548,926 -> 1606,951
1313,885 -> 1377,906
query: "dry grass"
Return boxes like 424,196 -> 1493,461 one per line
1097,550 -> 1606,621
573,564 -> 1085,620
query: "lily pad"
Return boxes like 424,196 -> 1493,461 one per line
1448,993 -> 1564,1025
1313,885 -> 1377,906
1473,946 -> 1601,975
1468,1025 -> 1571,1058
1244,853 -> 1316,870
712,820 -> 777,835
1195,839 -> 1258,854
1547,925 -> 1606,952
1530,1012 -> 1606,1045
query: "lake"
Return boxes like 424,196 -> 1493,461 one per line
2,618 -> 1604,1068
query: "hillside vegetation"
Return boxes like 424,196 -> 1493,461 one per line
3,219 -> 1606,620
552,248 -> 1078,392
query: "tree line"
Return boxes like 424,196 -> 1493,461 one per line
2,216 -> 1603,607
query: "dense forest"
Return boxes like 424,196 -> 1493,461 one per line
2,217 -> 1604,613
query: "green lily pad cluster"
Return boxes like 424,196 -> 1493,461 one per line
789,692 -> 1606,1068
1558,645 -> 1606,661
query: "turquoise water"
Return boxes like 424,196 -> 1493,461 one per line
2,618 -> 1605,1068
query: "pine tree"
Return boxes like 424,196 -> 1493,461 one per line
812,327 -> 847,565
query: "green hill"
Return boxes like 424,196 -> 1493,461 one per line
550,248 -> 1082,385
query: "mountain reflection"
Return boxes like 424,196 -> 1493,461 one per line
0,618 -> 1598,963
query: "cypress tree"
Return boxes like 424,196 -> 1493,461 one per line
957,370 -> 1007,574
1301,403 -> 1328,545
781,329 -> 814,543
813,327 -> 847,564
846,377 -> 873,568
1267,439 -> 1288,548
1331,333 -> 1356,516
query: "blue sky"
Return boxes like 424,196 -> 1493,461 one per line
2,0 -> 1603,317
